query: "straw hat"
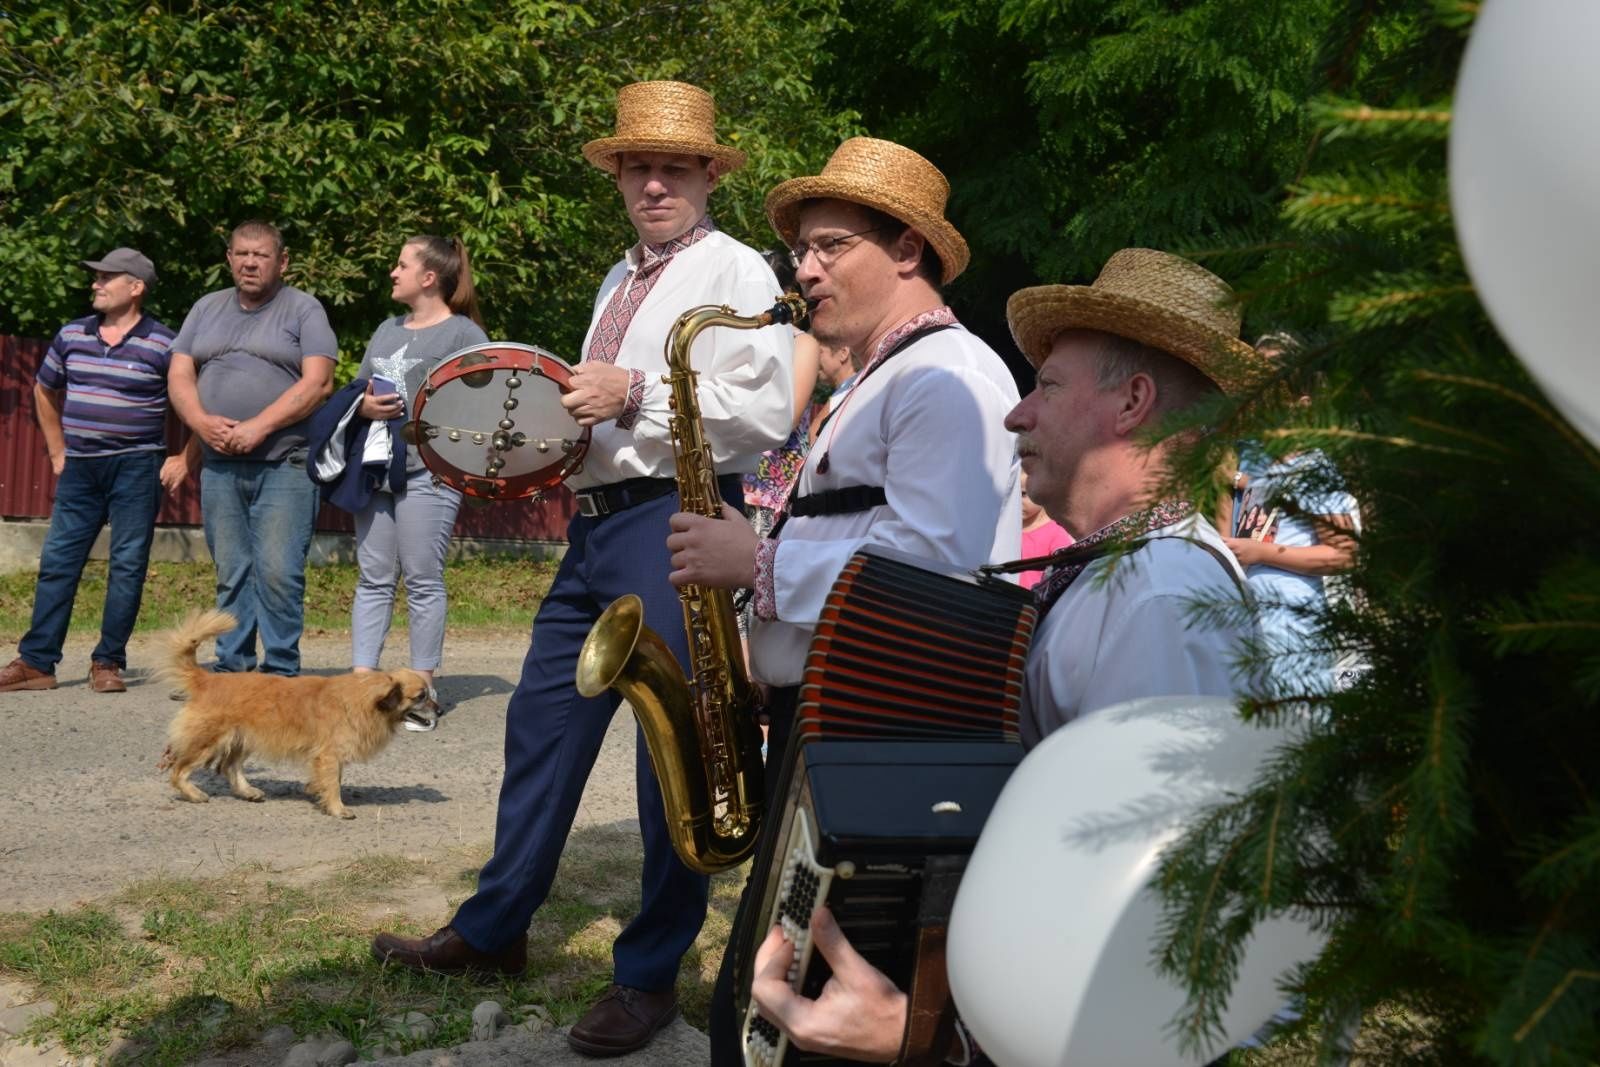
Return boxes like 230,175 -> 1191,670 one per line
582,81 -> 746,176
1006,249 -> 1264,394
765,137 -> 970,284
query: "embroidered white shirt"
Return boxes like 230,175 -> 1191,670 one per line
748,325 -> 1022,686
573,230 -> 794,489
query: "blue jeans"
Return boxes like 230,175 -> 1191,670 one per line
200,454 -> 319,675
18,450 -> 163,673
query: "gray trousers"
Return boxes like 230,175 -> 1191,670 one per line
352,469 -> 461,671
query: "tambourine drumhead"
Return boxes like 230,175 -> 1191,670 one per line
412,342 -> 589,500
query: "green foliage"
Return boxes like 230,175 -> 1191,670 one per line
816,0 -> 1340,372
0,0 -> 852,367
1148,5 -> 1600,1063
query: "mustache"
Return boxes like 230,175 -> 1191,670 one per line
1014,435 -> 1037,458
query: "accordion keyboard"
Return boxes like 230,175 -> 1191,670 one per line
743,807 -> 836,1067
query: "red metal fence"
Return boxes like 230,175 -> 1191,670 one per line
0,335 -> 574,539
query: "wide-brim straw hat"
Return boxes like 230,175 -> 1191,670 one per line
765,137 -> 970,285
1006,249 -> 1264,394
582,80 -> 746,176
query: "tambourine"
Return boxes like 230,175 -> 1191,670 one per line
411,342 -> 588,500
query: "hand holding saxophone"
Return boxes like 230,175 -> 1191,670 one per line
666,503 -> 758,589
561,361 -> 633,426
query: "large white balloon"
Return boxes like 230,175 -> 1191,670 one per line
1450,0 -> 1600,447
946,696 -> 1324,1066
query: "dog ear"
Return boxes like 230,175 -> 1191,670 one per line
375,680 -> 405,712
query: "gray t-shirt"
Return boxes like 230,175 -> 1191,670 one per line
174,284 -> 339,461
357,314 -> 488,473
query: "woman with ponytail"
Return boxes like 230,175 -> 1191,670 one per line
350,236 -> 488,723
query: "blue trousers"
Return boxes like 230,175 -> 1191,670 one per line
18,450 -> 163,672
200,454 -> 319,675
452,481 -> 741,991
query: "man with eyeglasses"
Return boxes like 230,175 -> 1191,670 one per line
663,136 -> 1021,1065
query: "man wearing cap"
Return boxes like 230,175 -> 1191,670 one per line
740,249 -> 1263,1064
371,80 -> 794,1056
0,249 -> 192,695
166,220 -> 337,677
660,136 -> 1022,1065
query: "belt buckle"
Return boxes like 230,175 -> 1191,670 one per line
576,492 -> 608,518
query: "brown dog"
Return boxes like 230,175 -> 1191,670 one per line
160,609 -> 433,818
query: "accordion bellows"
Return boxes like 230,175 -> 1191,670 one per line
798,546 -> 1034,741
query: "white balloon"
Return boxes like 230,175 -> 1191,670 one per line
946,696 -> 1324,1066
1450,0 -> 1600,447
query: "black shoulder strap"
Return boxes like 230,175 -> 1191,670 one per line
786,484 -> 887,518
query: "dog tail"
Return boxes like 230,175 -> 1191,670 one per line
160,609 -> 236,694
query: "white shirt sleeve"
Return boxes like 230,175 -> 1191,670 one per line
626,251 -> 795,465
1077,589 -> 1242,717
773,359 -> 1020,625
574,234 -> 794,485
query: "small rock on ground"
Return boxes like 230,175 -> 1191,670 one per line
470,1002 -> 508,1042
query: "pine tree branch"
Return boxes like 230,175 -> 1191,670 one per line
1412,370 -> 1600,474
1404,415 -> 1515,454
1259,426 -> 1477,458
1327,104 -> 1451,125
1512,969 -> 1600,1044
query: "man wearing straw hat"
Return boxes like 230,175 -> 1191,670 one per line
663,135 -> 1022,1064
372,80 -> 794,1057
739,249 -> 1264,1063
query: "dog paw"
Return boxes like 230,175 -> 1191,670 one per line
238,790 -> 265,803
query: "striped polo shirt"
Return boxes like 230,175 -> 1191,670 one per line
36,313 -> 176,457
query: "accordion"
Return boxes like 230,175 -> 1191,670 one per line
738,545 -> 1037,1066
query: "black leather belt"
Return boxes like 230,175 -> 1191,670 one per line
574,474 -> 743,518
574,476 -> 676,518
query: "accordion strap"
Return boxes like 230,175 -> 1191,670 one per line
787,484 -> 887,518
895,855 -> 966,1066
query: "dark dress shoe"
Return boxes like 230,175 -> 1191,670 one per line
567,984 -> 679,1057
370,925 -> 526,976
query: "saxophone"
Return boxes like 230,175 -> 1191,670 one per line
575,293 -> 809,875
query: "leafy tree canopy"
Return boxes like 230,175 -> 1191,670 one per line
0,0 -> 853,366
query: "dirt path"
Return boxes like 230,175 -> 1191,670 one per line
0,631 -> 643,911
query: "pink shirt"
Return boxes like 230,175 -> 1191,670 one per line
1019,520 -> 1074,589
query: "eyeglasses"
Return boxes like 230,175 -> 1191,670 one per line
788,227 -> 884,270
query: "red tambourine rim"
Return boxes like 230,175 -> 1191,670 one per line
413,342 -> 590,500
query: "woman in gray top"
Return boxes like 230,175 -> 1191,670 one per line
353,236 -> 488,720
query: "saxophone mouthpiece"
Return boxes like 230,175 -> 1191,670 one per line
770,291 -> 812,330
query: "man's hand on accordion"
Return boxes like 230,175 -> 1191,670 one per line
751,905 -> 907,1063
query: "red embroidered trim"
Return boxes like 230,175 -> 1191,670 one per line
753,538 -> 780,621
616,368 -> 647,429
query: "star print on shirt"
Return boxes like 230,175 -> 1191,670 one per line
371,341 -> 424,409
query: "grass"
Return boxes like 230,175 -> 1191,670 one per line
0,556 -> 560,638
0,833 -> 748,1065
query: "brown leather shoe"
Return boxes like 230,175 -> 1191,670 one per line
566,984 -> 679,1057
89,661 -> 126,694
370,925 -> 526,976
0,657 -> 56,692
